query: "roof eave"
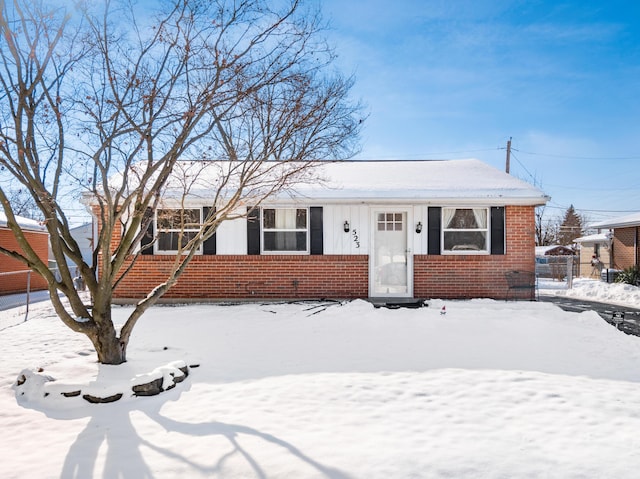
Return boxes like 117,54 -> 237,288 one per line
591,221 -> 640,229
264,195 -> 550,206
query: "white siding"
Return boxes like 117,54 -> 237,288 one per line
413,205 -> 428,255
323,204 -> 369,255
216,217 -> 247,254
209,204 -> 428,256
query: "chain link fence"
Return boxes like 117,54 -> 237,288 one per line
537,254 -> 624,289
536,255 -> 579,288
0,269 -> 61,322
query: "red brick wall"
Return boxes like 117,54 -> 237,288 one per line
414,205 -> 536,299
612,227 -> 639,270
108,204 -> 536,301
0,228 -> 49,294
113,255 -> 369,300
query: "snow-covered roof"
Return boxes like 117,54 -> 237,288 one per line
574,233 -> 610,244
590,212 -> 640,229
535,246 -> 555,256
293,159 -> 548,205
535,245 -> 574,256
0,210 -> 46,232
114,159 -> 548,206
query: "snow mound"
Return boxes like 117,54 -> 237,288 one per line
540,278 -> 640,307
12,360 -> 190,409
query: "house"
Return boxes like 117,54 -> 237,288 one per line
69,223 -> 94,266
49,223 -> 94,274
590,212 -> 640,272
96,159 -> 548,302
0,210 -> 49,295
574,233 -> 611,278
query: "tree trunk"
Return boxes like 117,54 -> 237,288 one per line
89,306 -> 127,365
91,332 -> 127,365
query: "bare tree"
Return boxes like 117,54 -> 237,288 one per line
535,206 -> 558,246
2,187 -> 43,220
0,0 -> 362,364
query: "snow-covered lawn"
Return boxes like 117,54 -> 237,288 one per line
1,283 -> 640,478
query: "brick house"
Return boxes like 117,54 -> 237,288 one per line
590,213 -> 640,271
574,233 -> 611,278
97,159 -> 548,302
0,211 -> 49,295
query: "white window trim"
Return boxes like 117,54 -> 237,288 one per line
155,208 -> 203,255
260,207 -> 310,255
441,207 -> 490,255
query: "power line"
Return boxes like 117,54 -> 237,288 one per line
540,183 -> 640,192
509,151 -> 539,186
544,202 -> 639,214
505,140 -> 639,215
545,205 -> 634,213
354,147 -> 503,161
515,149 -> 640,161
353,142 -> 639,162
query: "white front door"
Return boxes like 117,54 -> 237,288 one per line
370,209 -> 412,297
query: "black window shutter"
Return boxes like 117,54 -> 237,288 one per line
247,207 -> 261,255
309,207 -> 323,255
490,206 -> 505,255
427,207 -> 441,255
141,208 -> 154,255
202,207 -> 216,255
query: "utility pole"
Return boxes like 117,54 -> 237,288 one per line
505,137 -> 511,174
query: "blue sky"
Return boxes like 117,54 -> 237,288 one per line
321,0 -> 640,223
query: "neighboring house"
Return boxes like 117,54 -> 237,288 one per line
0,211 -> 48,295
94,159 -> 548,301
590,212 -> 640,271
48,223 -> 94,273
574,233 -> 611,278
69,223 -> 94,266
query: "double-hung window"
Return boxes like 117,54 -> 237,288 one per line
442,207 -> 489,253
262,208 -> 308,253
156,208 -> 201,253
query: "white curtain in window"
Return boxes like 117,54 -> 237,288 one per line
276,209 -> 296,229
443,208 -> 456,229
472,208 -> 487,229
